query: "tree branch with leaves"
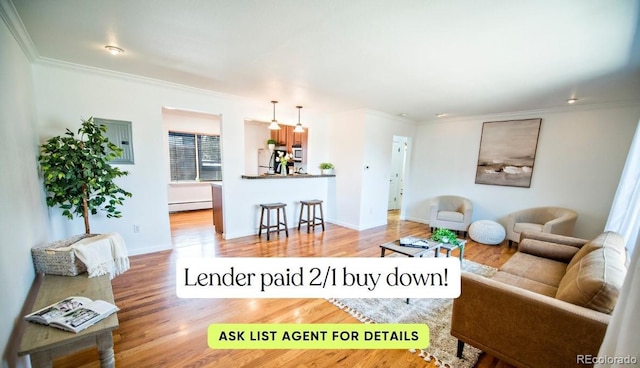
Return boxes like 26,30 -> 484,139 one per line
39,117 -> 132,234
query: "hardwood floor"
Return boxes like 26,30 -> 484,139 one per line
53,209 -> 517,368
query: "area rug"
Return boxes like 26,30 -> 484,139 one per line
328,259 -> 496,368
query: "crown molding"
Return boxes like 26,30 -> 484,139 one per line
363,108 -> 419,124
0,0 -> 38,61
329,107 -> 419,124
35,56 -> 243,100
422,99 -> 640,124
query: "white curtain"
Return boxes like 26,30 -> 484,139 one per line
605,120 -> 640,256
595,234 -> 640,367
596,120 -> 640,366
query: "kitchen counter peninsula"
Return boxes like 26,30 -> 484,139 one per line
224,173 -> 333,238
241,173 -> 335,179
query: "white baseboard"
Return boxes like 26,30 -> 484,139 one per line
325,218 -> 360,231
128,242 -> 173,256
168,201 -> 212,212
405,216 -> 430,225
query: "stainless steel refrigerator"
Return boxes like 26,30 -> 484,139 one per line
258,148 -> 273,175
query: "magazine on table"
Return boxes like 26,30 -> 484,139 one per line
399,236 -> 432,249
24,296 -> 118,333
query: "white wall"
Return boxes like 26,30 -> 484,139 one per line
326,110 -> 367,228
0,17 -> 49,368
360,111 -> 417,229
162,108 -> 221,212
404,103 -> 640,239
327,109 -> 417,230
31,61 -> 334,245
32,62 -> 248,254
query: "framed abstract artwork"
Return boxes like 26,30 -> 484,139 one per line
474,118 -> 542,188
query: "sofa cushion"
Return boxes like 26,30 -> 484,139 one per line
514,222 -> 543,234
567,231 -> 625,270
499,252 -> 567,287
491,271 -> 558,297
518,239 -> 580,263
556,247 -> 627,314
437,210 -> 463,222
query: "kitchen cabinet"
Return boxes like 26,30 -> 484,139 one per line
271,126 -> 308,163
270,127 -> 287,147
211,183 -> 223,234
292,130 -> 305,146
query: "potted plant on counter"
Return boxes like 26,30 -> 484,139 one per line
267,139 -> 276,151
319,162 -> 334,175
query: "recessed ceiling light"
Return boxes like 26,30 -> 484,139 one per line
398,113 -> 408,117
104,45 -> 124,55
436,113 -> 447,118
567,98 -> 579,104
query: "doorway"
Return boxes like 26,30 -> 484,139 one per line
388,136 -> 408,215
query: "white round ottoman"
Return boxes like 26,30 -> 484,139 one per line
469,220 -> 506,245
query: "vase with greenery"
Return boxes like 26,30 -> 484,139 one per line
431,228 -> 461,245
38,117 -> 132,234
319,162 -> 334,175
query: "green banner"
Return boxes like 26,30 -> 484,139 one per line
208,323 -> 429,349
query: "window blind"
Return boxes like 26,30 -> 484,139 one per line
198,134 -> 222,181
168,131 -> 221,182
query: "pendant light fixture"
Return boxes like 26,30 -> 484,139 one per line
268,101 -> 281,130
293,106 -> 305,133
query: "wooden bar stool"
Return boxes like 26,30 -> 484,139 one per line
298,199 -> 325,233
258,203 -> 288,240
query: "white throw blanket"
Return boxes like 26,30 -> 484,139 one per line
70,233 -> 130,279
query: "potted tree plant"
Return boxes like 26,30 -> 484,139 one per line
38,117 -> 132,234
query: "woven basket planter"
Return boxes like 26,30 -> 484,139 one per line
31,234 -> 95,276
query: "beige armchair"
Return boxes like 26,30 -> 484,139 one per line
505,207 -> 577,247
429,195 -> 473,237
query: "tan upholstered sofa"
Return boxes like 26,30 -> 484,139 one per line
451,231 -> 628,368
505,206 -> 578,247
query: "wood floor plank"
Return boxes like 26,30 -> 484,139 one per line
51,209 -> 516,368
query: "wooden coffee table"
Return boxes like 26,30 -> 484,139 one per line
380,239 -> 441,304
379,239 -> 441,258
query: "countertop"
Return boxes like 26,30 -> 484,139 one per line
241,173 -> 335,179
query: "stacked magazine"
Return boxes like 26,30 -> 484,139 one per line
24,296 -> 118,333
399,236 -> 432,249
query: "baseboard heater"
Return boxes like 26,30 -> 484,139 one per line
168,200 -> 212,212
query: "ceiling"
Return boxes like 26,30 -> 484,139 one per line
8,0 -> 640,121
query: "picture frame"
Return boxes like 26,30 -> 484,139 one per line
474,118 -> 542,188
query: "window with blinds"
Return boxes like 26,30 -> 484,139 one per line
168,131 -> 222,182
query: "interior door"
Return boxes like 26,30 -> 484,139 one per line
388,140 -> 403,210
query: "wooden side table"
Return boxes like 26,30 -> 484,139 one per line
438,239 -> 467,261
18,274 -> 119,368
